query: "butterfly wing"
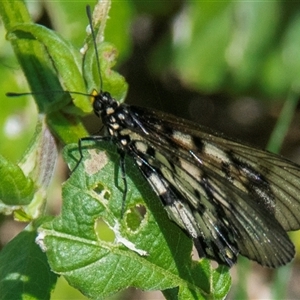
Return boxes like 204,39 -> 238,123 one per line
120,105 -> 300,267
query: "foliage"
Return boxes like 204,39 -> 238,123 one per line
1,0 -> 300,299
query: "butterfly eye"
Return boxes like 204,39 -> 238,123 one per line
92,97 -> 103,114
102,91 -> 111,99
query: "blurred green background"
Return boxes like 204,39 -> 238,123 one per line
1,0 -> 300,299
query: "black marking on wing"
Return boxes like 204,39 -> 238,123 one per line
134,148 -> 239,267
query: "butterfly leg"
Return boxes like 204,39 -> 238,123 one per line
118,148 -> 128,217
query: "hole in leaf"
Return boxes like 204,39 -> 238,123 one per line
103,190 -> 110,200
95,218 -> 115,242
93,182 -> 110,200
125,203 -> 147,232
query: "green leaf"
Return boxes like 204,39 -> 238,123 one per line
0,115 -> 57,220
7,23 -> 89,114
0,154 -> 34,206
37,142 -> 231,299
83,41 -> 128,102
0,221 -> 58,300
79,1 -> 128,101
0,1 -> 67,114
210,264 -> 231,299
105,1 -> 134,63
0,1 -> 32,28
46,111 -> 88,145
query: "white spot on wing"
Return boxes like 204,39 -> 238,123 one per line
172,130 -> 193,147
179,158 -> 202,180
166,201 -> 199,238
154,124 -> 162,130
135,141 -> 148,153
149,173 -> 167,195
203,143 -> 231,163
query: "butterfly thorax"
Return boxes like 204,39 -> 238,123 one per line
93,91 -> 138,150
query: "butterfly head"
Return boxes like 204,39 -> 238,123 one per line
92,90 -> 118,118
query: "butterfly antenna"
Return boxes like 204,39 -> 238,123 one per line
86,5 -> 103,93
6,90 -> 91,98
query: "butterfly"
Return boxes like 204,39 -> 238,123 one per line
80,88 -> 300,268
71,6 -> 300,269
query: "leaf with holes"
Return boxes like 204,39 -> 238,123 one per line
37,142 -> 231,299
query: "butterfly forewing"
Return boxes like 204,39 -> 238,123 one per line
128,105 -> 300,230
90,92 -> 300,268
